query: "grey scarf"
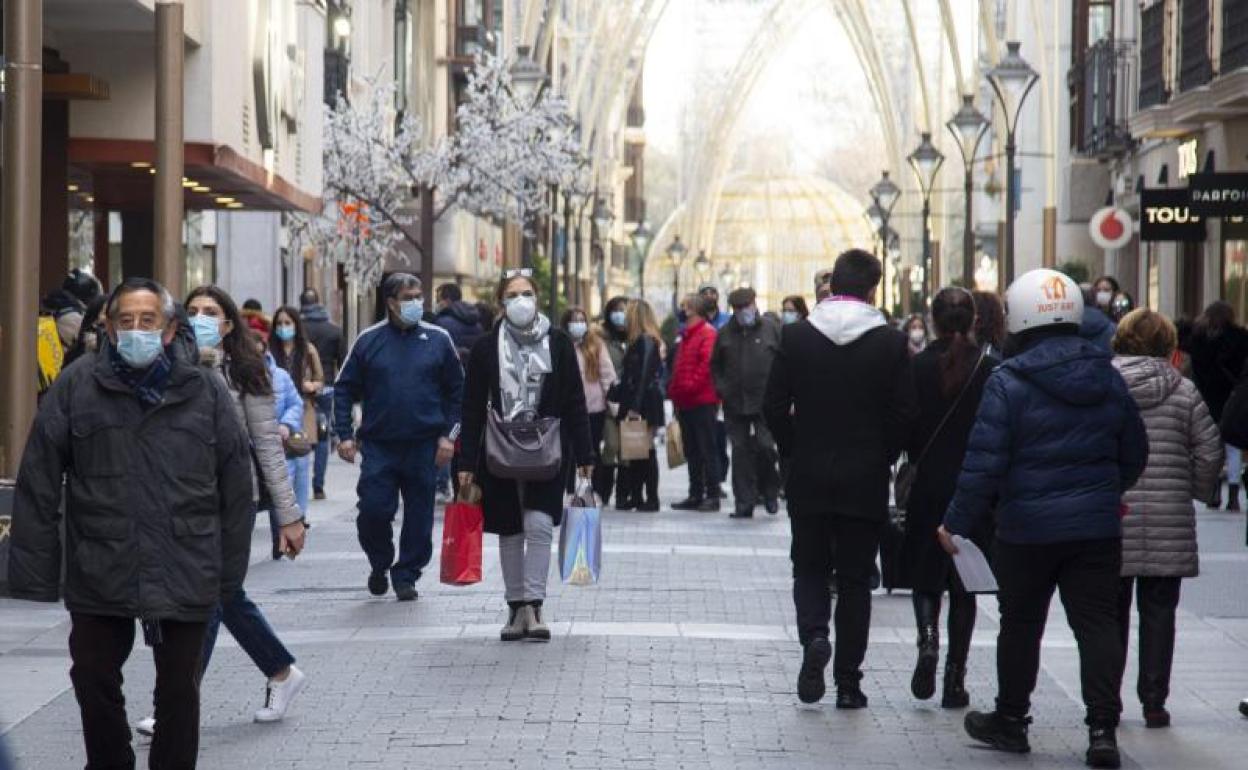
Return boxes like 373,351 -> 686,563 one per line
498,314 -> 552,419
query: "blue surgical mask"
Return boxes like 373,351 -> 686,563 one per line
738,308 -> 758,327
275,325 -> 295,342
190,314 -> 222,349
609,310 -> 627,328
568,321 -> 588,339
399,299 -> 423,326
116,329 -> 165,368
782,310 -> 800,324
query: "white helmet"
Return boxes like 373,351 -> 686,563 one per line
1005,268 -> 1084,334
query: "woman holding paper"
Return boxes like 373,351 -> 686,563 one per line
901,287 -> 997,708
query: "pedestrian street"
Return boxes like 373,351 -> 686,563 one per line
4,457 -> 1248,770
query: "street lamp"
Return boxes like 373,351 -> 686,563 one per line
666,235 -> 688,314
946,94 -> 989,288
907,132 -> 944,305
630,219 -> 653,298
694,249 -> 710,276
509,45 -> 547,106
719,264 -> 737,290
869,170 -> 901,311
591,197 -> 614,309
986,41 -> 1040,286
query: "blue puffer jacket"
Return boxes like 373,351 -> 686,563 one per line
944,334 -> 1148,545
333,319 -> 464,443
1079,307 -> 1116,351
266,353 -> 303,433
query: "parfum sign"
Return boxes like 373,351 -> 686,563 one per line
1187,173 -> 1248,217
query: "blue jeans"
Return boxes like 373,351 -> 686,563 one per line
202,588 -> 295,679
313,390 -> 334,492
287,455 -> 311,515
356,439 -> 438,585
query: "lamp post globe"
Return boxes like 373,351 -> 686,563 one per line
509,45 -> 546,105
946,94 -> 989,287
630,220 -> 653,297
908,132 -> 944,305
986,41 -> 1040,286
666,235 -> 687,315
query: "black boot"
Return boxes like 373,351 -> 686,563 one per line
964,710 -> 1031,754
941,664 -> 969,709
671,497 -> 703,511
1086,725 -> 1121,769
911,593 -> 940,700
797,636 -> 831,704
1228,483 -> 1241,512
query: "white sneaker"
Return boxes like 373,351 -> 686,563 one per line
134,716 -> 155,737
253,665 -> 306,723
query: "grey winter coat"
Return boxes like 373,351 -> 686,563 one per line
712,315 -> 782,416
1113,355 -> 1223,577
203,349 -> 302,527
8,350 -> 255,621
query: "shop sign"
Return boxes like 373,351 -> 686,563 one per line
1177,139 -> 1199,181
1089,207 -> 1134,250
1141,188 -> 1206,242
1187,173 -> 1248,217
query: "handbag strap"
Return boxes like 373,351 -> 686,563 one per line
910,348 -> 988,468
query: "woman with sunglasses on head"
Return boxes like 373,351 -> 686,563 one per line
459,269 -> 593,642
135,286 -> 308,737
270,305 -> 324,519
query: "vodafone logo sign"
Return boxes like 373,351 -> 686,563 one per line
1089,207 -> 1134,250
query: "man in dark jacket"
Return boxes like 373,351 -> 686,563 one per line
300,288 -> 345,499
668,294 -> 722,512
712,287 -> 782,517
939,269 -> 1148,769
8,277 -> 254,769
1078,285 -> 1116,351
764,249 -> 917,708
433,282 -> 483,361
335,273 -> 464,601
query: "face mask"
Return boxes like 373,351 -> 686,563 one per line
504,295 -> 537,327
275,325 -> 295,342
738,308 -> 758,327
398,299 -> 423,326
610,310 -> 627,328
782,310 -> 800,325
909,328 -> 926,344
116,329 -> 164,368
1096,290 -> 1112,308
190,314 -> 223,349
568,321 -> 588,339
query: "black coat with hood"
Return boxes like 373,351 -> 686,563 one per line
8,342 -> 255,622
764,297 -> 917,520
435,300 -> 484,361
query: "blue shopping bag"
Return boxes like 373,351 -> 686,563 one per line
559,485 -> 602,585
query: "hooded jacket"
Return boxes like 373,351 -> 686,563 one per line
300,303 -> 345,379
1113,355 -> 1222,577
763,297 -> 917,520
712,313 -> 781,415
667,316 -> 719,410
1079,307 -> 1117,351
944,334 -> 1148,545
435,300 -> 484,360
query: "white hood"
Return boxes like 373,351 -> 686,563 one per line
808,298 -> 886,345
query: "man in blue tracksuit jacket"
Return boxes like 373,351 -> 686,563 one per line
335,273 -> 464,601
938,269 -> 1147,770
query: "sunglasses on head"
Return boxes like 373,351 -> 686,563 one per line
503,268 -> 534,279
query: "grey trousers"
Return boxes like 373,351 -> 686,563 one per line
725,413 -> 781,508
499,510 -> 555,602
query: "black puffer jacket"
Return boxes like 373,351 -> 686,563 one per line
8,347 -> 255,622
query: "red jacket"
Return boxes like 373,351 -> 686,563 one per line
667,317 -> 719,410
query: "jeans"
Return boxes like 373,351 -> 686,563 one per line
790,515 -> 881,686
286,455 -> 310,515
69,613 -> 206,770
1227,444 -> 1242,486
677,404 -> 721,500
1118,576 -> 1182,708
499,509 -> 555,602
724,413 -> 780,509
356,439 -> 438,585
201,588 -> 296,679
994,537 -> 1124,727
313,390 -> 334,493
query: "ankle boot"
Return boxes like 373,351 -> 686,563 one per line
525,601 -> 551,642
500,601 -> 526,642
1086,725 -> 1121,769
964,710 -> 1031,754
911,624 -> 939,700
941,663 -> 970,709
1228,484 -> 1241,512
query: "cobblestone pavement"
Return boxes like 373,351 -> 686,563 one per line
4,455 -> 1248,769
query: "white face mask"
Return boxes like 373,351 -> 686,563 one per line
909,328 -> 926,344
504,294 -> 537,328
568,321 -> 588,339
1096,290 -> 1113,308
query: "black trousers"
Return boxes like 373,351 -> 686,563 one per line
790,515 -> 880,686
1118,575 -> 1182,708
68,613 -> 208,770
623,450 -> 659,505
570,411 -> 608,496
724,413 -> 780,509
994,538 -> 1124,727
677,404 -> 721,500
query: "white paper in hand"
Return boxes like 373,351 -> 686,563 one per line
950,535 -> 998,593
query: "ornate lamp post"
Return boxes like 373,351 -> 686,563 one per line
665,235 -> 687,314
946,95 -> 989,287
986,41 -> 1040,286
907,132 -> 945,305
592,197 -> 613,309
630,219 -> 653,298
869,171 -> 901,310
509,46 -> 548,268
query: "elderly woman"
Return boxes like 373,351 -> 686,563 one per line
1111,309 -> 1222,729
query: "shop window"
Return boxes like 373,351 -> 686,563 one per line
1223,219 -> 1248,322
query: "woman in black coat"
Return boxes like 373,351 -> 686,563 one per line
459,272 -> 593,643
611,299 -> 666,511
900,287 -> 996,709
1186,300 -> 1248,509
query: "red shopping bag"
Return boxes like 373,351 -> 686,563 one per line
440,484 -> 483,586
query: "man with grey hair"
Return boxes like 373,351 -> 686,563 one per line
334,272 -> 465,601
8,276 -> 255,768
